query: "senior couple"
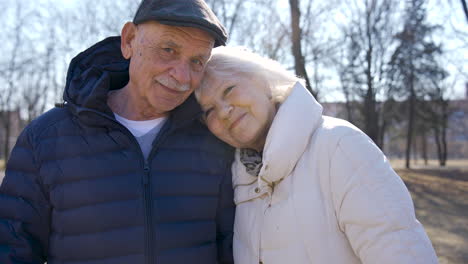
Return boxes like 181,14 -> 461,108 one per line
0,0 -> 438,263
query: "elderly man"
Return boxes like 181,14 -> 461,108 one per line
0,1 -> 234,263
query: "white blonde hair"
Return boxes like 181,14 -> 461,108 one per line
196,46 -> 302,103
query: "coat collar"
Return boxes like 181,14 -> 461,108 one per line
232,82 -> 323,204
259,82 -> 323,183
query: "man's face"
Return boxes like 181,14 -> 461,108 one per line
121,21 -> 214,118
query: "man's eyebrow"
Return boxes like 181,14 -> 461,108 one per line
165,40 -> 181,49
198,53 -> 211,61
162,40 -> 210,60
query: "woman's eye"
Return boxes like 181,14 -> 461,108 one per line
224,85 -> 235,96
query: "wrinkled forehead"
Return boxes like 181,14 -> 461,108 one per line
138,21 -> 215,51
167,25 -> 215,47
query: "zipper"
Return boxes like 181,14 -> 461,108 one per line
142,122 -> 172,264
75,108 -> 156,264
142,164 -> 153,264
76,107 -> 175,264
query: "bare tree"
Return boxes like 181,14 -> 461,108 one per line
337,0 -> 400,148
389,0 -> 446,168
333,45 -> 358,123
0,1 -> 38,161
0,0 -> 142,161
289,0 -> 315,97
460,0 -> 468,22
417,78 -> 451,166
206,0 -> 244,36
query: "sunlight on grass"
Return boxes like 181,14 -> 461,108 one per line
397,166 -> 468,264
389,159 -> 468,169
0,159 -> 4,170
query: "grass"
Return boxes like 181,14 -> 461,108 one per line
389,158 -> 468,169
0,159 -> 4,170
395,163 -> 468,264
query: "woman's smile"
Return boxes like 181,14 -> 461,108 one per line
229,113 -> 247,130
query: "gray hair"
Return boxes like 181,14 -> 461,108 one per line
196,46 -> 302,104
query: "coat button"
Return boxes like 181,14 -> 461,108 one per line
254,187 -> 261,193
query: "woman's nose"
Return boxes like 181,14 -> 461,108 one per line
218,104 -> 233,119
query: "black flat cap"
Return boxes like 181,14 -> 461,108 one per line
133,0 -> 227,46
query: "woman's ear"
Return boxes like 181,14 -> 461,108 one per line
121,22 -> 137,59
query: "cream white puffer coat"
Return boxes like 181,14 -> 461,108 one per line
232,82 -> 438,264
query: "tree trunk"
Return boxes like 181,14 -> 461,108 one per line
461,0 -> 468,23
379,119 -> 386,152
289,0 -> 316,98
405,92 -> 415,169
441,125 -> 447,166
433,124 -> 443,166
364,88 -> 380,146
345,98 -> 354,123
363,18 -> 380,146
1,112 -> 12,162
440,103 -> 448,166
432,100 -> 448,167
421,130 -> 428,165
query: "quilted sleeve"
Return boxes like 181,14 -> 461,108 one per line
329,130 -> 438,264
0,126 -> 50,264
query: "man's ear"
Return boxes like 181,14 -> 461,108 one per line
121,22 -> 137,59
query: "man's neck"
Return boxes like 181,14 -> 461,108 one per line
107,85 -> 168,121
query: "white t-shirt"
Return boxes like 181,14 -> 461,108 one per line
114,113 -> 167,160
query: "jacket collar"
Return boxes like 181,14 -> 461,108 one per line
232,82 -> 323,203
259,82 -> 323,183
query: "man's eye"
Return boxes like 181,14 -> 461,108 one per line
191,59 -> 205,72
192,58 -> 203,66
162,48 -> 174,54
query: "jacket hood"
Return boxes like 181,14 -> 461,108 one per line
63,36 -> 203,127
64,36 -> 129,117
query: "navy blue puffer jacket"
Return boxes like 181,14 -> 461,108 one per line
0,37 -> 235,264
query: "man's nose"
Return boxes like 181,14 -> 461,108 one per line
169,60 -> 191,86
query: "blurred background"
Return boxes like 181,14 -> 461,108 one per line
0,0 -> 467,263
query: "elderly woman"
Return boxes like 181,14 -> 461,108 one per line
195,47 -> 438,264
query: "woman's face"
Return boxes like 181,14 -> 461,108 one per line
197,73 -> 276,151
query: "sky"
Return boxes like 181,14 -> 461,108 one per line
2,0 -> 467,103
273,0 -> 467,101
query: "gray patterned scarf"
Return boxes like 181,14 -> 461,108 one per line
239,148 -> 263,176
